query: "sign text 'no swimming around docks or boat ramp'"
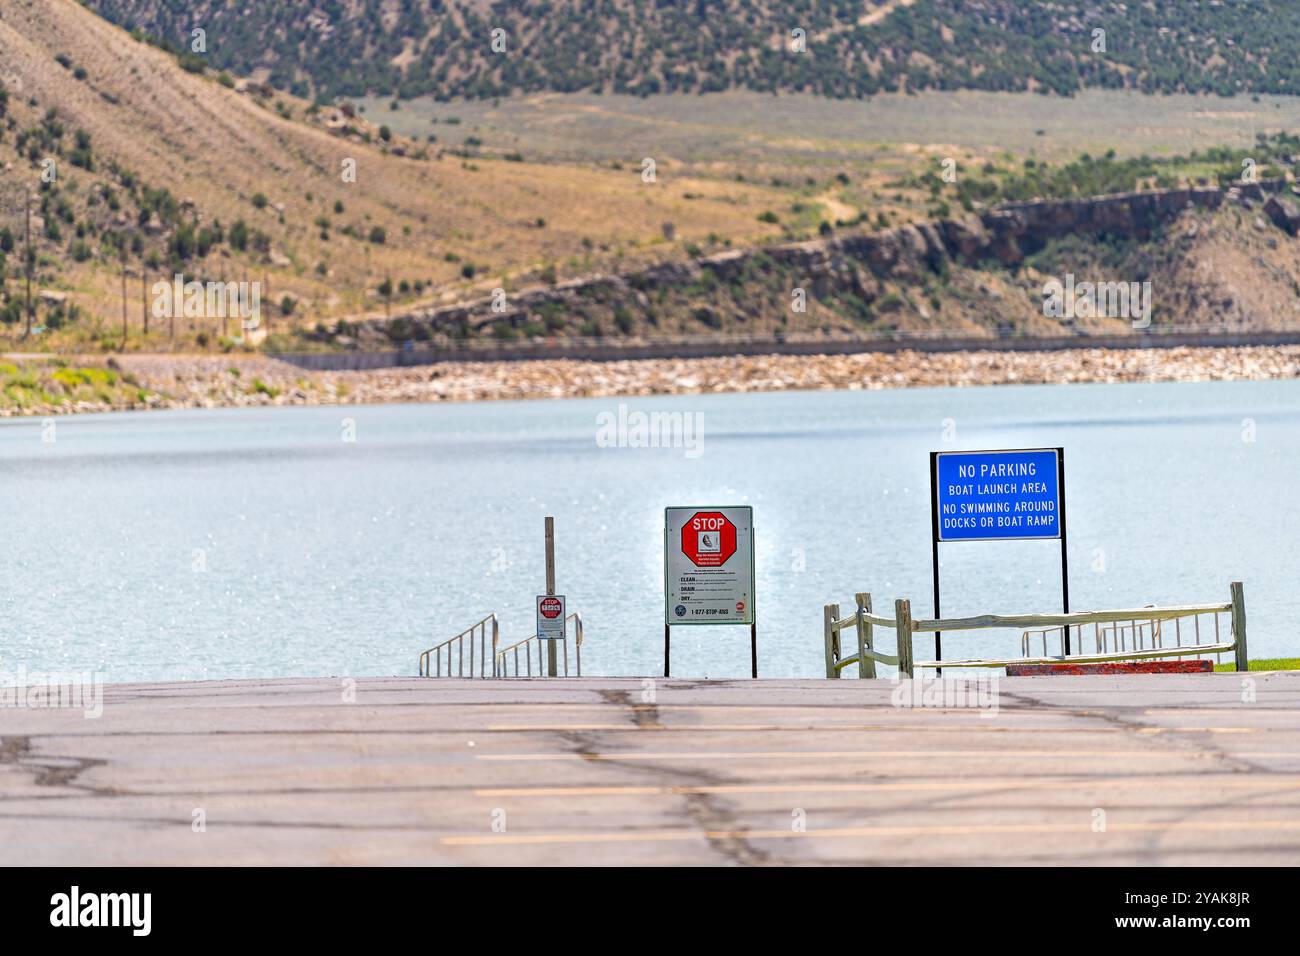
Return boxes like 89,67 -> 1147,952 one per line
933,448 -> 1062,542
929,448 -> 1070,657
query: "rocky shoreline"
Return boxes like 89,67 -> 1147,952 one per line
3,345 -> 1300,416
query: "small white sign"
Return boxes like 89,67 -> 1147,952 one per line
665,506 -> 755,626
536,594 -> 567,641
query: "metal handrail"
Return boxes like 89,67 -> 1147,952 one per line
926,642 -> 1237,670
911,601 -> 1233,632
1022,610 -> 1230,667
418,613 -> 499,677
494,612 -> 584,677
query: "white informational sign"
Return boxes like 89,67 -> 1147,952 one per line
536,594 -> 566,641
664,506 -> 755,626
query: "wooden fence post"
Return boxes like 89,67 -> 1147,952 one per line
895,598 -> 914,678
1231,581 -> 1249,673
823,603 -> 840,679
855,592 -> 875,679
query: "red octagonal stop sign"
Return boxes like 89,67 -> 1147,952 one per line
539,597 -> 563,619
681,511 -> 737,568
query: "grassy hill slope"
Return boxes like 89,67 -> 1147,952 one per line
6,0 -> 1300,355
0,0 -> 797,349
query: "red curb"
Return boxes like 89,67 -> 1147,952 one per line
1006,660 -> 1214,676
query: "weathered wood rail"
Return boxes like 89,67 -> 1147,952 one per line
825,582 -> 1248,677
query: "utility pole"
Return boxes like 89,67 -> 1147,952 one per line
23,190 -> 32,340
120,240 -> 128,349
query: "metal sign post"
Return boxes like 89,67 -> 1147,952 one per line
929,452 -> 943,667
929,448 -> 1069,668
663,506 -> 757,678
545,516 -> 557,677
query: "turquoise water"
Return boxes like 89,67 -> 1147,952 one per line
1,379 -> 1295,681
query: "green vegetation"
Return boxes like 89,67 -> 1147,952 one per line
1215,658 -> 1300,672
904,133 -> 1300,206
1,104 -> 280,315
81,1 -> 1300,102
0,360 -> 159,410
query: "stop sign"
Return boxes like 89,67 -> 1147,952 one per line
680,511 -> 737,568
538,597 -> 563,619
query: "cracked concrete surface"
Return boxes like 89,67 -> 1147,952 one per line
2,674 -> 1299,865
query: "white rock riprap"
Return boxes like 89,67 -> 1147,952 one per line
5,345 -> 1300,416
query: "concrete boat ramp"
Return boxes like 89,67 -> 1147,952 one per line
3,674 -> 1300,865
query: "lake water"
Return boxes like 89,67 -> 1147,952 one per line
1,379 -> 1295,682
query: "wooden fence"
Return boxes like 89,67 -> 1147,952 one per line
825,582 -> 1248,677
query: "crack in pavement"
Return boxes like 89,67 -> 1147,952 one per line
559,690 -> 772,865
995,691 -> 1263,773
1,735 -> 117,795
994,690 -> 1271,865
597,689 -> 662,728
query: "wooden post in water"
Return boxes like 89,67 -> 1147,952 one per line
545,516 -> 557,678
1231,581 -> 1249,673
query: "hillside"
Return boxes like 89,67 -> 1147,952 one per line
83,0 -> 1300,102
0,0 -> 800,349
344,181 -> 1300,347
7,0 -> 1300,357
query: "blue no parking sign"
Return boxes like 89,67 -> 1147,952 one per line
933,448 -> 1062,542
928,447 -> 1070,660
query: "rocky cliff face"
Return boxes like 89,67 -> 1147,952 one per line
355,180 -> 1289,346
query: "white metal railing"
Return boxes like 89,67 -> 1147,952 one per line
494,612 -> 583,677
825,582 -> 1248,677
419,613 -> 499,677
1021,610 -> 1232,666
